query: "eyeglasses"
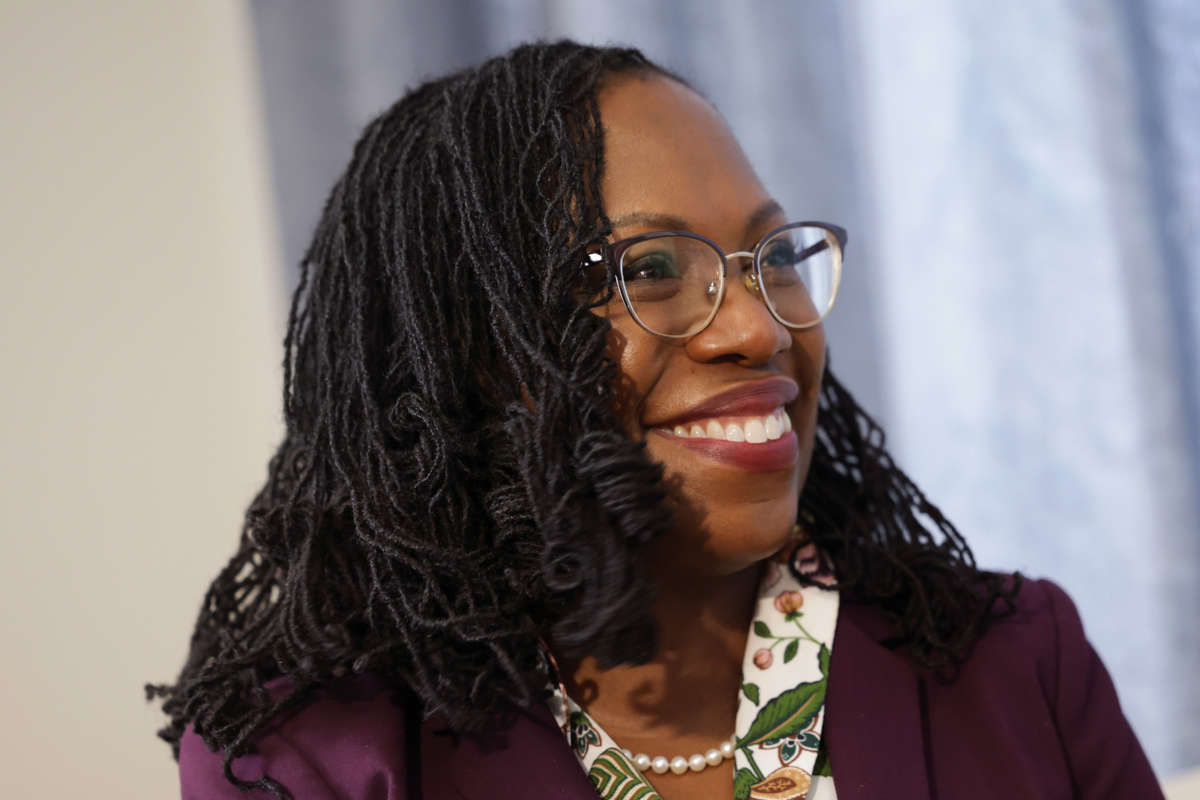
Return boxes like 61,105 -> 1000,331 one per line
587,221 -> 846,339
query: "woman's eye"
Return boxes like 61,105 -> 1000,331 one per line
623,254 -> 679,282
761,241 -> 799,270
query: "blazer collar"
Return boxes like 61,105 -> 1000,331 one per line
822,601 -> 930,800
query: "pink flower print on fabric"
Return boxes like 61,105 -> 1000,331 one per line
773,590 -> 804,615
753,648 -> 774,669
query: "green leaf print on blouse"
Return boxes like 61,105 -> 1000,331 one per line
813,743 -> 832,776
588,748 -> 663,800
737,645 -> 830,750
761,729 -> 820,765
569,711 -> 601,758
742,682 -> 761,705
733,767 -> 759,800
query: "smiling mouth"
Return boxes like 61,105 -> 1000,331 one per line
656,406 -> 792,443
650,405 -> 800,473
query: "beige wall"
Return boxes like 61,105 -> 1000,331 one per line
0,2 -> 282,795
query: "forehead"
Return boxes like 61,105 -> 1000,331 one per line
597,74 -> 773,241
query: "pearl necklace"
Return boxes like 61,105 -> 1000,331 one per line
618,735 -> 739,775
541,640 -> 739,776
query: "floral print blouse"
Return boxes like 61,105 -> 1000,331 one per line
547,533 -> 840,800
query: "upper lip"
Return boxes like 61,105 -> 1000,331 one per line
650,376 -> 800,428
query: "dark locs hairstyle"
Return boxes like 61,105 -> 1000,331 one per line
150,39 -> 1019,781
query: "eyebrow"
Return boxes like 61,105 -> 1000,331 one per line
609,199 -> 786,244
742,199 -> 786,240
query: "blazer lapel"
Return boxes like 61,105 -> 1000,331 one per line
421,701 -> 599,800
823,602 -> 930,800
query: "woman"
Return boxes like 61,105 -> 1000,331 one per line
152,41 -> 1160,799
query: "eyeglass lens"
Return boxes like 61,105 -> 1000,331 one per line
619,225 -> 840,337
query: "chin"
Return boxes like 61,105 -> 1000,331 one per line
650,468 -> 803,578
641,405 -> 818,577
709,500 -> 802,570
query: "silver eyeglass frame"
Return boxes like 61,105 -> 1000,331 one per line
587,221 -> 847,340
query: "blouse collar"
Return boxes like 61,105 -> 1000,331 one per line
545,532 -> 840,799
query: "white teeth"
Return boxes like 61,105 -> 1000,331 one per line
662,407 -> 792,443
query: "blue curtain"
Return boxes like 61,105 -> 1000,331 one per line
248,0 -> 1200,777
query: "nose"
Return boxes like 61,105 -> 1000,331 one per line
686,253 -> 791,365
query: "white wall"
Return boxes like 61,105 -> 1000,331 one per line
0,2 -> 282,796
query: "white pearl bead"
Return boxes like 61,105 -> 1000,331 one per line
634,753 -> 652,772
669,755 -> 689,775
622,748 -> 633,759
705,748 -> 723,766
688,753 -> 707,772
651,756 -> 670,774
720,739 -> 736,758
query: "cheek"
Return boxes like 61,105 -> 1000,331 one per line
792,326 -> 827,394
605,324 -> 670,435
790,327 -> 826,484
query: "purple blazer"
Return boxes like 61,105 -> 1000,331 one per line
179,579 -> 1162,798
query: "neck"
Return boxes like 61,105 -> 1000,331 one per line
559,561 -> 762,742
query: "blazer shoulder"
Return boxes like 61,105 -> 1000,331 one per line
975,574 -> 1072,648
982,574 -> 1164,797
178,674 -> 417,799
971,575 -> 1089,694
1008,575 -> 1074,620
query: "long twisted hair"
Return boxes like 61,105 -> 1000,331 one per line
149,39 -> 1018,791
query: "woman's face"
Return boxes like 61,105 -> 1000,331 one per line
596,74 -> 826,580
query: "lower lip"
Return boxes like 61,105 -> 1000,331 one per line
652,430 -> 800,472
